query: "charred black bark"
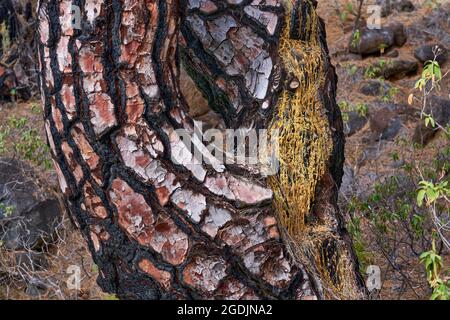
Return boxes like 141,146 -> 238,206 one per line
38,0 -> 365,300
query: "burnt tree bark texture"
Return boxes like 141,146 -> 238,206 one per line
38,0 -> 366,299
0,0 -> 37,100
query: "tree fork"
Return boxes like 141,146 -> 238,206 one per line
38,0 -> 366,299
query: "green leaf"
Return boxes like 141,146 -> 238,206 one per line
417,189 -> 426,207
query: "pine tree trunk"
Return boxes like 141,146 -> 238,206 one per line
38,0 -> 366,300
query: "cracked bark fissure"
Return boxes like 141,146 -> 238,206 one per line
38,0 -> 366,299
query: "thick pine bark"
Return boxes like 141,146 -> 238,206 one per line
38,0 -> 365,299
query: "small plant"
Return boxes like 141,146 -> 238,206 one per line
410,53 -> 449,252
414,61 -> 442,92
420,239 -> 449,300
348,214 -> 372,271
337,2 -> 353,23
351,29 -> 361,49
347,64 -> 359,76
345,2 -> 354,14
338,101 -> 368,121
338,100 -> 352,112
365,60 -> 396,79
414,135 -> 449,300
416,181 -> 449,208
364,64 -> 381,79
0,115 -> 52,169
409,56 -> 449,136
391,152 -> 399,162
416,177 -> 450,250
381,86 -> 399,102
411,214 -> 425,237
355,103 -> 368,117
0,203 -> 15,217
30,103 -> 41,114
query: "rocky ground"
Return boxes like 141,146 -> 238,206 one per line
0,0 -> 448,300
318,0 -> 449,299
